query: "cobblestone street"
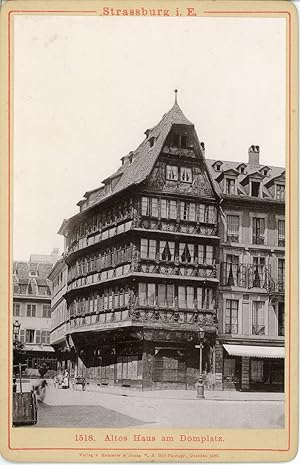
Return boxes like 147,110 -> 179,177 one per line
20,382 -> 285,429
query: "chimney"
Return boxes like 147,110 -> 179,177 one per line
248,145 -> 260,164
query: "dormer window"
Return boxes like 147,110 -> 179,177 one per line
214,162 -> 222,172
173,133 -> 188,148
225,178 -> 236,195
181,135 -> 188,148
180,167 -> 192,183
237,163 -> 246,174
149,137 -> 155,147
166,165 -> 178,181
251,181 -> 261,198
128,154 -> 133,164
260,166 -> 270,176
275,184 -> 285,201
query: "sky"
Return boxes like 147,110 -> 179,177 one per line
13,15 -> 286,261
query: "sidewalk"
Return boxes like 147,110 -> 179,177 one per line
38,380 -> 284,405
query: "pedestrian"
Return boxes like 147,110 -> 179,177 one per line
62,369 -> 69,389
33,380 -> 48,402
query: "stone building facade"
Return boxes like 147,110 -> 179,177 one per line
207,147 -> 285,392
13,250 -> 59,377
56,101 -> 220,390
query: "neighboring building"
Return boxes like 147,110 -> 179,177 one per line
207,146 -> 285,392
57,98 -> 221,390
48,257 -> 75,373
13,250 -> 58,377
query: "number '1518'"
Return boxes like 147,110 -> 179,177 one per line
75,434 -> 95,441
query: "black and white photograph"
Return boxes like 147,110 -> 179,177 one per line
12,12 -> 286,431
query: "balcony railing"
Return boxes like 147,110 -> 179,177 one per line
221,263 -> 273,290
226,234 -> 239,243
225,323 -> 238,334
252,325 -> 265,335
67,306 -> 217,333
252,235 -> 265,245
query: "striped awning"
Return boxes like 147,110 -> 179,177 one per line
223,344 -> 284,359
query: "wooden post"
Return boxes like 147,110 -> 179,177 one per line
18,363 -> 22,394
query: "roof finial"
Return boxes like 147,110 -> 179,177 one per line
174,89 -> 178,104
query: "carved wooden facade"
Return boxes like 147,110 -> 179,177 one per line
54,102 -> 220,390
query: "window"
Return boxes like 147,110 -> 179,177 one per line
160,241 -> 174,261
161,199 -> 177,220
214,162 -> 222,172
41,330 -> 50,345
19,329 -> 25,343
138,283 -> 157,306
13,303 -> 20,316
178,286 -> 194,309
205,246 -> 214,265
181,135 -> 188,148
225,178 -> 236,195
278,220 -> 285,247
180,167 -> 192,183
225,299 -> 238,334
153,350 -> 186,383
25,329 -> 35,343
166,165 -> 178,181
225,255 -> 239,286
26,304 -> 36,317
180,202 -> 196,221
179,243 -> 193,263
141,197 -> 150,216
252,217 -> 265,244
250,360 -> 264,382
141,197 -> 158,217
173,133 -> 188,149
149,137 -> 155,147
227,215 -> 240,242
42,305 -> 51,319
180,202 -> 189,221
203,288 -> 214,309
275,184 -> 285,201
252,256 -> 266,288
207,205 -> 216,223
252,301 -> 265,335
151,198 -> 159,217
251,181 -> 260,197
278,259 -> 285,288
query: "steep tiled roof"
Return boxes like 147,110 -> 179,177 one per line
76,103 -> 194,212
13,260 -> 53,296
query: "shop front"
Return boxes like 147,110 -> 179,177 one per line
222,344 -> 284,392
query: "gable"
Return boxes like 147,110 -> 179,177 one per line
144,125 -> 215,199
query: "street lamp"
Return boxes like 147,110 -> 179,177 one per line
13,320 -> 21,342
196,326 -> 205,399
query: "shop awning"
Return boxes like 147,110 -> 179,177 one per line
23,344 -> 55,353
223,344 -> 284,359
